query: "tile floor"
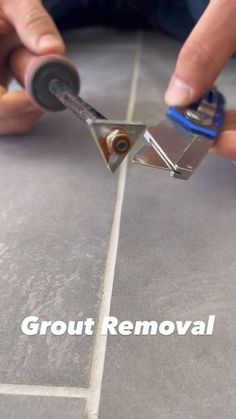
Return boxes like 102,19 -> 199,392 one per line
0,28 -> 235,418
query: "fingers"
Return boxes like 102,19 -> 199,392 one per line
0,87 -> 39,115
165,0 -> 236,106
0,86 -> 43,134
213,111 -> 236,160
0,110 -> 42,135
2,0 -> 65,54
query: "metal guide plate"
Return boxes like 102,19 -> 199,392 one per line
132,118 -> 214,180
89,119 -> 145,173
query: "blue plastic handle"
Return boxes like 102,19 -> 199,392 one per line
167,90 -> 225,139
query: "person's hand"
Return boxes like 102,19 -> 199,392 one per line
0,0 -> 65,135
164,0 -> 236,160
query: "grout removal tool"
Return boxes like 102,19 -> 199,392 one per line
9,47 -> 145,173
133,87 -> 225,180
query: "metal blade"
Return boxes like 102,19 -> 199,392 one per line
133,143 -> 173,171
133,117 -> 214,180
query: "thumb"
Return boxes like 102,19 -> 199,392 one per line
165,0 -> 236,106
2,0 -> 65,54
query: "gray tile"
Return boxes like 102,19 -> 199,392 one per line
0,46 -> 134,386
0,395 -> 85,419
99,34 -> 236,419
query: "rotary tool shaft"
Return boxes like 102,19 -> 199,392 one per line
49,79 -> 105,126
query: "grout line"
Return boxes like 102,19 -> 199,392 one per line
84,31 -> 143,419
126,34 -> 143,121
0,383 -> 89,398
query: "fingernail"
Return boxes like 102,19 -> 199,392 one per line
38,34 -> 62,51
165,76 -> 192,106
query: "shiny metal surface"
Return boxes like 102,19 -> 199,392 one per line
133,117 -> 214,180
183,87 -> 218,128
89,119 -> 145,173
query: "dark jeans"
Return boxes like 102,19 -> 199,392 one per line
43,0 -> 209,41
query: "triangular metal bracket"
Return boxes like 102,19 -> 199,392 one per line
88,119 -> 145,173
